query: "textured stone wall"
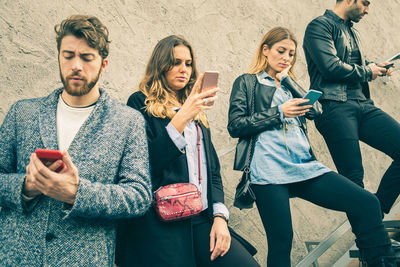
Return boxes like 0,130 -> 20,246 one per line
1,0 -> 400,265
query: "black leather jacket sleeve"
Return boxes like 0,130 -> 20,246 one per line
303,18 -> 371,83
227,75 -> 281,139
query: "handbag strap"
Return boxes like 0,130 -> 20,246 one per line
243,74 -> 257,173
195,122 -> 202,185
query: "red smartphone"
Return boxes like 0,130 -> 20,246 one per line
201,71 -> 219,95
35,149 -> 64,172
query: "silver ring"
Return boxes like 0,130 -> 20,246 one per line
203,98 -> 208,104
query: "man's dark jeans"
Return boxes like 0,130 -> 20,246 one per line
315,99 -> 400,213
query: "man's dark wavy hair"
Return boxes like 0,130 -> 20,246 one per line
55,15 -> 110,59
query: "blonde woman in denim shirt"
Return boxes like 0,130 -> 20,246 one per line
228,27 -> 395,267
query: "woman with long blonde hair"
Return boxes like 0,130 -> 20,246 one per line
228,27 -> 395,266
116,35 -> 259,267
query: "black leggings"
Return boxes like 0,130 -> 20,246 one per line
251,171 -> 391,267
315,99 -> 400,213
192,213 -> 260,267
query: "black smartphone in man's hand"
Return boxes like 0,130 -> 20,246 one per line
381,63 -> 394,69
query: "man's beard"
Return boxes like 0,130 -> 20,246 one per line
60,67 -> 102,97
347,6 -> 364,23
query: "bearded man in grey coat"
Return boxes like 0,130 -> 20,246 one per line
0,15 -> 152,266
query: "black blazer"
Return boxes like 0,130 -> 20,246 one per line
116,91 -> 255,267
126,91 -> 224,205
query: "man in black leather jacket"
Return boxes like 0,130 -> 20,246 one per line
303,0 -> 400,217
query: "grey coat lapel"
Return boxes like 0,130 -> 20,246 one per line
39,88 -> 63,150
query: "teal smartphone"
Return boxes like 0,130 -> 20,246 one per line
299,89 -> 322,106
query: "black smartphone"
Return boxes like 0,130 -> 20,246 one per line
382,63 -> 394,69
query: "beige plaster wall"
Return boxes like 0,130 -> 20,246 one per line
1,0 -> 400,265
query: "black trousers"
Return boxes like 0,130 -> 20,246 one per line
315,99 -> 400,213
252,171 -> 391,267
191,213 -> 260,267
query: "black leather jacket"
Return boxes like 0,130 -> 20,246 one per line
303,10 -> 372,102
227,73 -> 320,171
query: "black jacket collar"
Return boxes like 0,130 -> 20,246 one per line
325,9 -> 353,27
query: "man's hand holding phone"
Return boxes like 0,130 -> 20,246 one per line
377,62 -> 396,77
368,63 -> 388,80
369,62 -> 396,79
24,150 -> 79,204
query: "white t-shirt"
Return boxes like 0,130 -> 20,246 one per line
56,96 -> 95,151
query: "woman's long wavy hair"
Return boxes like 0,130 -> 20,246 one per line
138,35 -> 208,127
248,27 -> 297,78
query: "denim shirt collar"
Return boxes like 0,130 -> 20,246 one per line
257,71 -> 277,87
258,71 -> 290,89
258,71 -> 274,81
325,9 -> 353,27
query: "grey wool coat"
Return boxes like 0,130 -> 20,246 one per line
0,88 -> 152,266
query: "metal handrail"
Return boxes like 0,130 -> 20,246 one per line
294,220 -> 351,267
217,145 -> 235,158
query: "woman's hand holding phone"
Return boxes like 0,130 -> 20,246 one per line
171,73 -> 219,133
200,71 -> 219,103
282,99 -> 311,118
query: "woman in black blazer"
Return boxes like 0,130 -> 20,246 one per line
116,35 -> 259,267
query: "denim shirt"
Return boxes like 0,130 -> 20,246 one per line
250,72 -> 331,184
